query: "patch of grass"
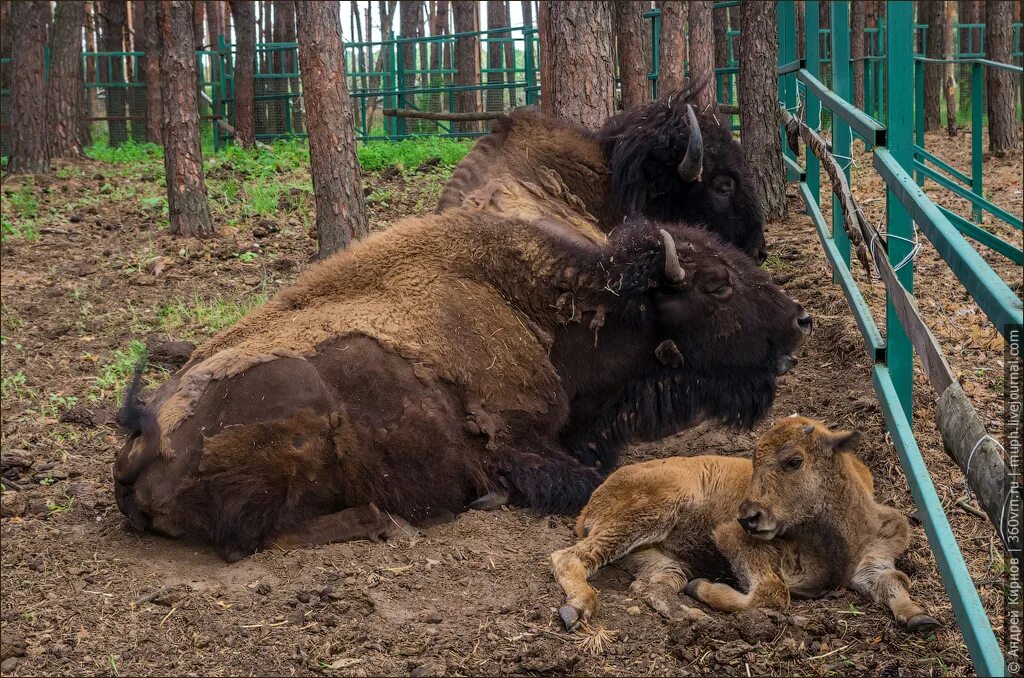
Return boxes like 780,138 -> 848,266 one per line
1,371 -> 30,400
761,254 -> 791,272
86,140 -> 163,165
357,137 -> 473,172
90,340 -> 148,404
1,183 -> 41,242
156,294 -> 266,337
244,184 -> 282,216
366,188 -> 393,205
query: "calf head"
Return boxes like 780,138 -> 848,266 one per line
598,89 -> 767,262
738,417 -> 862,540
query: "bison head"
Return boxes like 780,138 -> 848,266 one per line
739,417 -> 862,540
597,92 -> 767,263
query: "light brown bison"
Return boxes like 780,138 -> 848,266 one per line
438,89 -> 768,262
115,210 -> 810,561
551,416 -> 938,632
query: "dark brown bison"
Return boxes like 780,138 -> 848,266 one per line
114,210 -> 809,561
438,89 -> 767,262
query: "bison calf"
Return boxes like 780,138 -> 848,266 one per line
551,416 -> 938,632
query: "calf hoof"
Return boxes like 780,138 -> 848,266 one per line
468,490 -> 510,511
559,604 -> 583,632
905,614 -> 940,633
684,578 -> 708,600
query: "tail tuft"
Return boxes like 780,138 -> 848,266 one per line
115,360 -> 148,433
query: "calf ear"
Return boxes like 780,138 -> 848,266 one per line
825,429 -> 862,453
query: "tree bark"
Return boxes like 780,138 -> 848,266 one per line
158,0 -> 214,237
714,3 -> 730,68
126,0 -> 148,141
688,1 -> 716,113
942,0 -> 956,136
613,0 -> 649,110
206,0 -> 222,45
486,0 -> 509,111
738,0 -> 785,221
923,0 -> 943,131
229,0 -> 256,148
49,1 -> 91,158
7,1 -> 50,173
453,0 -> 479,133
850,0 -> 865,110
400,0 -> 423,90
659,1 -> 687,93
430,0 -> 450,73
538,0 -> 552,107
296,0 -> 369,257
101,0 -> 129,146
985,0 -> 1019,156
141,1 -> 163,144
539,1 -> 615,127
794,1 -> 803,59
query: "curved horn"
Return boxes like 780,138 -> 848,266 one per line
677,104 -> 704,183
659,229 -> 686,284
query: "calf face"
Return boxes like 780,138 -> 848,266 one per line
738,417 -> 862,540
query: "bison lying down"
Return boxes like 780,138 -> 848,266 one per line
551,416 -> 938,632
115,211 -> 809,561
439,90 -> 768,262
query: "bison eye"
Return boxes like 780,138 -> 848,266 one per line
784,457 -> 803,470
712,175 -> 736,196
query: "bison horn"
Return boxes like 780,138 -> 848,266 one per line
677,104 -> 704,183
659,229 -> 686,285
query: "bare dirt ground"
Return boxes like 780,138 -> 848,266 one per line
0,129 -> 1020,676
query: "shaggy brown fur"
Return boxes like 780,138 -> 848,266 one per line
551,416 -> 938,633
115,210 -> 810,561
438,90 -> 767,262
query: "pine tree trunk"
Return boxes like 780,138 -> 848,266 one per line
538,0 -> 552,107
688,0 -> 716,113
794,1 -> 803,59
923,0 -> 943,131
614,0 -> 649,110
7,0 -> 50,173
102,0 -> 129,146
126,0 -> 148,141
206,1 -> 222,46
400,0 -> 422,92
985,0 -> 1019,156
659,1 -> 687,93
296,0 -> 369,257
486,0 -> 509,111
539,0 -> 614,127
943,0 -> 956,136
850,0 -> 865,110
738,0 -> 785,221
158,0 -> 214,237
49,1 -> 91,158
142,0 -> 163,144
229,0 -> 256,148
453,0 -> 479,133
714,4 -> 730,68
431,0 -> 450,72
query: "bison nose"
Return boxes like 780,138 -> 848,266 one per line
797,310 -> 813,335
738,503 -> 763,533
755,247 -> 769,266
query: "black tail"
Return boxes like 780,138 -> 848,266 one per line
495,451 -> 604,515
115,360 -> 148,433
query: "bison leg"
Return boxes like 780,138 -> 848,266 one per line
684,522 -> 790,613
271,504 -> 417,550
622,547 -> 707,622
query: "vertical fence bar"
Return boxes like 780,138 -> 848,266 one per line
970,62 -> 984,222
885,0 -> 914,419
805,1 -> 821,205
778,1 -> 797,168
914,59 -> 925,186
830,1 -> 851,270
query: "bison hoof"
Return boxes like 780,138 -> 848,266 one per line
683,578 -> 708,600
468,490 -> 509,511
905,614 -> 940,634
558,604 -> 582,632
383,514 -> 419,540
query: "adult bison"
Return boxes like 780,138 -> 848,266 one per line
438,89 -> 768,263
114,211 -> 809,561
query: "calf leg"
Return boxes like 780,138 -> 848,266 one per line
622,547 -> 707,622
271,504 -> 417,551
684,522 -> 790,613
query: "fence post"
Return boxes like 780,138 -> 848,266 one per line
778,1 -> 797,167
970,61 -> 984,222
830,1 -> 851,271
805,2 -> 821,206
885,0 -> 915,419
914,59 -> 925,186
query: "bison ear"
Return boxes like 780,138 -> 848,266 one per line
824,429 -> 862,454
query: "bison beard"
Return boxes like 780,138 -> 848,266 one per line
115,211 -> 807,560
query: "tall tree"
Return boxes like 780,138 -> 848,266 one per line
49,1 -> 91,158
922,0 -> 944,131
452,0 -> 479,133
400,0 -> 423,90
229,0 -> 256,148
271,0 -> 296,134
738,0 -> 785,221
296,0 -> 369,257
158,0 -> 214,237
985,0 -> 1019,156
688,1 -> 716,113
942,0 -> 956,136
613,0 -> 649,110
539,1 -> 615,127
101,0 -> 129,145
430,0 -> 450,72
850,0 -> 865,110
7,1 -> 50,173
141,1 -> 163,143
659,1 -> 687,93
127,0 -> 148,141
794,1 -> 803,58
206,0 -> 223,45
713,4 -> 730,69
486,0 -> 509,111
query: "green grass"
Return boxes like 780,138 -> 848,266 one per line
357,137 -> 473,172
85,139 -> 163,165
91,339 -> 148,404
156,294 -> 267,338
1,183 -> 41,242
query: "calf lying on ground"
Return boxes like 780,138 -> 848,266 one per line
551,416 -> 938,632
